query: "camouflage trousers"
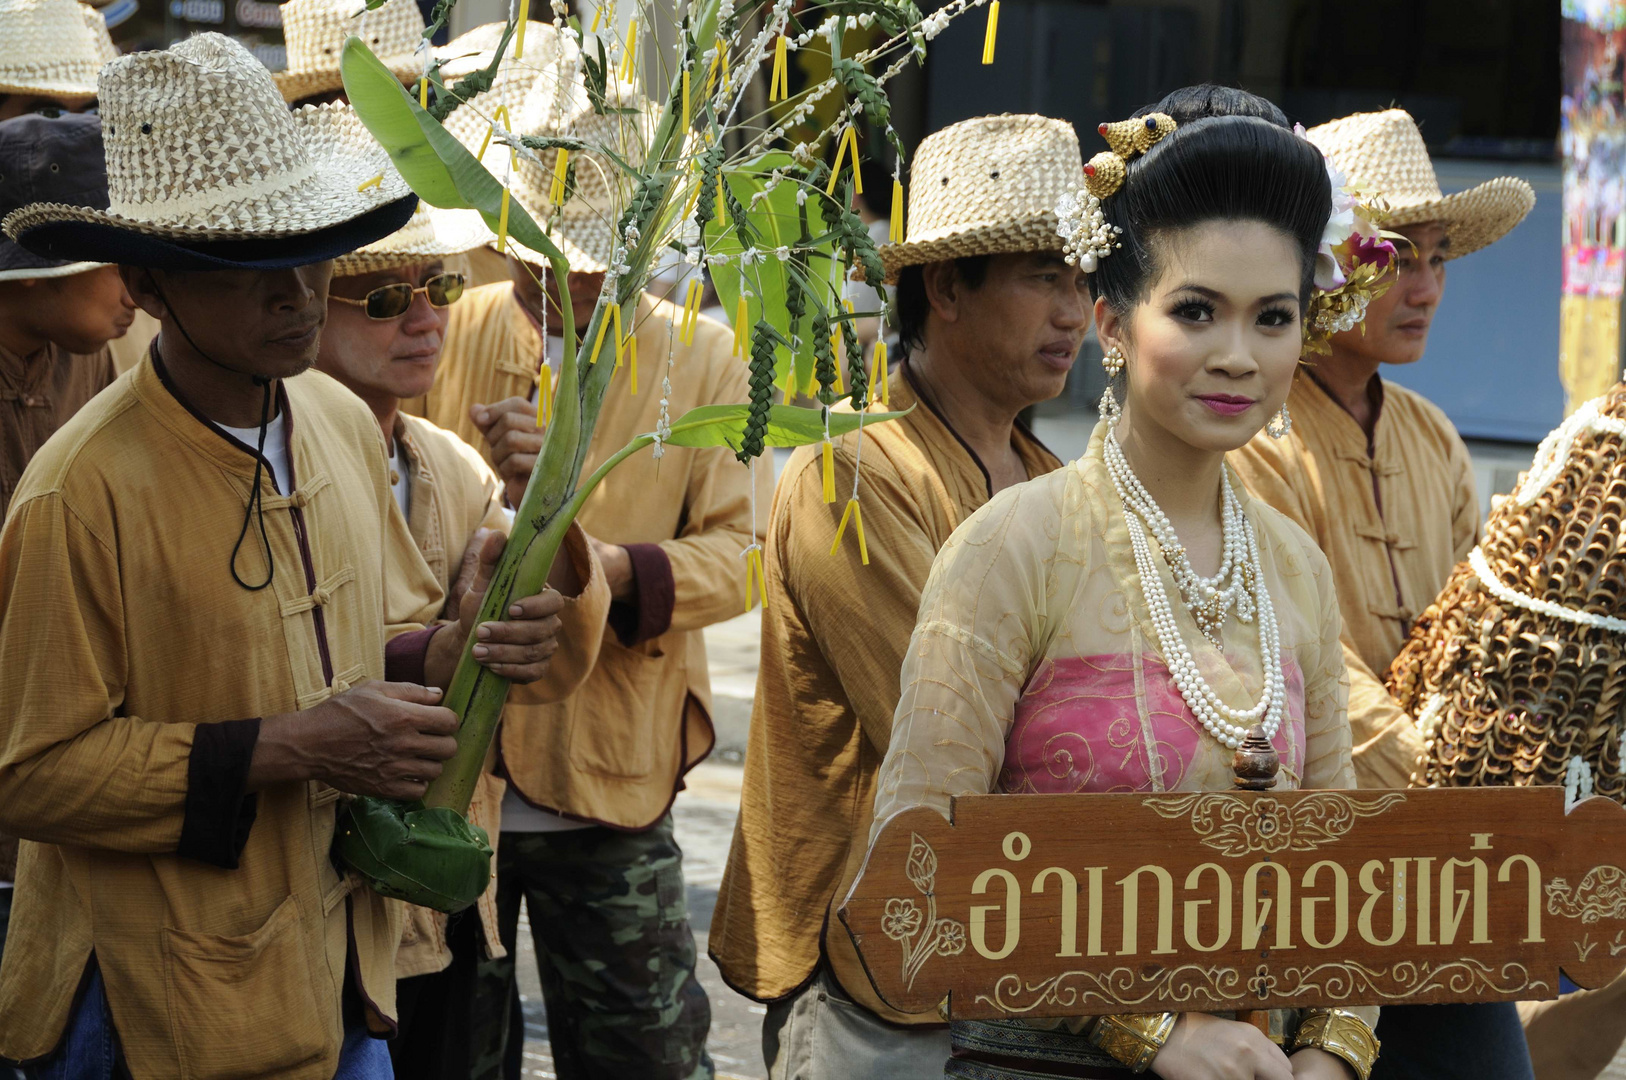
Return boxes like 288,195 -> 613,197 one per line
470,814 -> 714,1080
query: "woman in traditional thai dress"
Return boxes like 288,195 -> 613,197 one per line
870,115 -> 1381,1080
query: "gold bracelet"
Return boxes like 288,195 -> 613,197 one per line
1290,1009 -> 1380,1080
1087,1012 -> 1179,1074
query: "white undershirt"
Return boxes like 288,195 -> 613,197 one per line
391,441 -> 412,517
216,413 -> 293,494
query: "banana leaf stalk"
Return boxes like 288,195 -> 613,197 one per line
336,2 -> 912,912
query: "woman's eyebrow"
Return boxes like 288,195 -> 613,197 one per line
1163,284 -> 1298,306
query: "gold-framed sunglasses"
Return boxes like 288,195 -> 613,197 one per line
331,272 -> 466,320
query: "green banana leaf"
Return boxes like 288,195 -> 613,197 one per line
340,37 -> 575,298
337,798 -> 494,914
660,401 -> 910,450
704,152 -> 841,393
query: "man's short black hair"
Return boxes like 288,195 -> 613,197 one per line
894,254 -> 991,357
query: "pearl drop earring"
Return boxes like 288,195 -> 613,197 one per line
1101,345 -> 1125,421
1266,403 -> 1292,440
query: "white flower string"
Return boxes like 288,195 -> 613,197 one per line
1467,546 -> 1626,636
1566,753 -> 1595,811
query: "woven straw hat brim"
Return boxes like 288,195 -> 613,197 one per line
877,214 -> 1062,283
274,54 -> 423,102
1382,175 -> 1536,260
0,78 -> 97,102
3,104 -> 411,244
0,258 -> 103,281
333,206 -> 492,275
10,193 -> 417,270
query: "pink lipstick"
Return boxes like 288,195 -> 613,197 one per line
1196,394 -> 1256,417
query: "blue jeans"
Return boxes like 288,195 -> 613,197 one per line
24,958 -> 393,1080
1370,1002 -> 1534,1080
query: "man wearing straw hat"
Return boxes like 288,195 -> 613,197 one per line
404,43 -> 767,1080
313,200 -> 611,1080
0,0 -> 115,120
1230,108 -> 1536,1080
711,113 -> 1081,1077
0,110 -> 139,974
0,34 -> 580,1079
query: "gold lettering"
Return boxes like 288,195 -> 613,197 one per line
1033,867 -> 1082,958
1117,864 -> 1176,956
1085,866 -> 1107,957
1440,857 -> 1490,945
1498,854 -> 1545,944
970,868 -> 1021,960
1471,833 -> 1494,851
1242,862 -> 1293,951
1183,862 -> 1233,952
1357,858 -> 1407,947
1416,857 -> 1435,945
1301,860 -> 1349,949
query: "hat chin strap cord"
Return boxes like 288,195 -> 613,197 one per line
148,273 -> 276,592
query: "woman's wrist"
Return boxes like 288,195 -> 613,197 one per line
1289,1009 -> 1379,1080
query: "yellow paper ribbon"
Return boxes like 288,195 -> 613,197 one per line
706,38 -> 728,96
890,177 -> 905,242
681,69 -> 691,132
515,0 -> 531,58
821,440 -> 836,504
681,279 -> 704,344
732,295 -> 749,358
982,0 -> 1000,64
870,341 -> 889,406
478,105 -> 511,162
825,126 -> 861,196
496,185 -> 511,255
621,19 -> 638,82
624,332 -> 638,394
611,303 -> 625,368
743,546 -> 765,612
357,173 -> 383,192
769,34 -> 789,102
590,6 -> 600,31
419,76 -> 429,107
535,363 -> 552,426
550,147 -> 570,204
830,497 -> 869,565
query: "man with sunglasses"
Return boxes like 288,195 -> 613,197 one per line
314,204 -> 610,1080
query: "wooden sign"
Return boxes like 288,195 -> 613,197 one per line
839,786 -> 1626,1019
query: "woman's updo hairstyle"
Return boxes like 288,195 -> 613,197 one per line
1088,115 -> 1331,318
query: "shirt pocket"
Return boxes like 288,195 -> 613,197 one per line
567,639 -> 685,779
162,894 -> 330,1079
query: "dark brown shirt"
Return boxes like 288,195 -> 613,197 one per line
0,340 -> 117,522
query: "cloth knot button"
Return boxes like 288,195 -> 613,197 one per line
330,677 -> 350,693
311,587 -> 332,607
290,489 -> 310,508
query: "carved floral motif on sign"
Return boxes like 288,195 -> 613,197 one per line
1144,792 -> 1409,856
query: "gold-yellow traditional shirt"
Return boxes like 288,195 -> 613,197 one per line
0,357 -> 445,1078
1229,374 -> 1479,788
710,362 -> 1061,1018
409,282 -> 771,827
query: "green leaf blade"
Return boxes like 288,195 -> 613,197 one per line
659,402 -> 910,450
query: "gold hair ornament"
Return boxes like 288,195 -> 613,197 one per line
1082,112 -> 1175,199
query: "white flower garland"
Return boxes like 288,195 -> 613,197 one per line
1468,546 -> 1626,636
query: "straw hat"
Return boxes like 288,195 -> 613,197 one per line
460,46 -> 651,273
4,33 -> 416,270
0,0 -> 117,105
438,21 -> 572,150
332,203 -> 491,276
275,0 -> 425,103
1307,109 -> 1535,260
879,114 -> 1082,283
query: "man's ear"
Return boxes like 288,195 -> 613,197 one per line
921,260 -> 961,324
121,266 -> 166,320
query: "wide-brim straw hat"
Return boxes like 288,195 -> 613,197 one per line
4,33 -> 416,270
332,203 -> 491,276
1307,109 -> 1535,260
0,0 -> 117,104
878,113 -> 1082,283
275,0 -> 425,102
456,39 -> 650,274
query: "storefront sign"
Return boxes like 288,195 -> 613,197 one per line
840,787 -> 1626,1018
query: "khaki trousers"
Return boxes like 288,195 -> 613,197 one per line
762,966 -> 950,1080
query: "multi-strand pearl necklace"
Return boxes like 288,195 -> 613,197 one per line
1103,433 -> 1254,643
1103,429 -> 1287,750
